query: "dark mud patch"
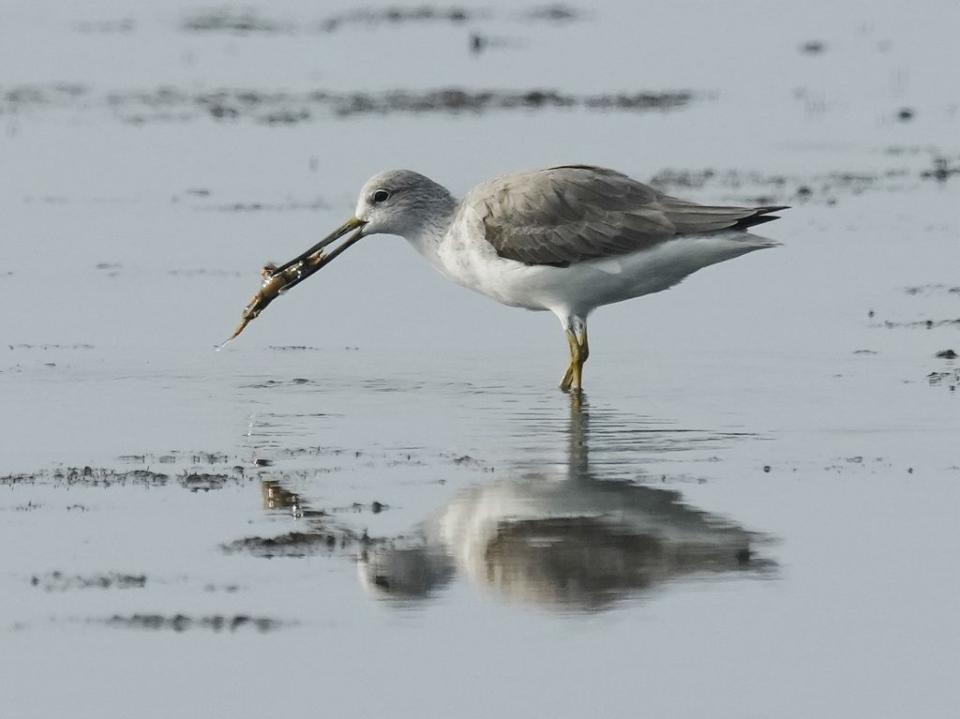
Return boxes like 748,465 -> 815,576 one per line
468,32 -> 524,55
100,613 -> 288,632
919,157 -> 960,182
650,156 -> 959,205
877,318 -> 960,330
799,40 -> 827,55
445,453 -> 496,472
327,501 -> 391,515
1,464 -> 252,489
118,450 -> 231,465
1,467 -> 169,488
244,377 -> 322,389
321,2 -> 584,33
182,8 -> 291,34
237,479 -> 385,555
222,530 -> 360,558
904,284 -> 960,297
875,285 -> 960,332
928,369 -> 959,390
1,84 -> 696,125
2,501 -> 42,512
181,6 -> 480,35
178,472 -> 231,492
929,346 -> 960,389
895,107 -> 915,122
180,4 -> 584,36
189,451 -> 231,464
0,83 -> 87,109
30,571 -> 146,591
317,6 -> 482,33
327,88 -> 693,117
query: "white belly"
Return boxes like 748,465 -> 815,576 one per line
434,219 -> 778,318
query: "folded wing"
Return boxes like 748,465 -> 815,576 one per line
466,165 -> 786,267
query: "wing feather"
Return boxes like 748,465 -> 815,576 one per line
461,165 -> 786,267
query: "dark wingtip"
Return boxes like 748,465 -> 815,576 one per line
734,205 -> 789,229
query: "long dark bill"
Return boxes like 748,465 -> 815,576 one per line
273,216 -> 366,274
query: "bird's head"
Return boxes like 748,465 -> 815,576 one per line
272,170 -> 454,276
355,169 -> 454,237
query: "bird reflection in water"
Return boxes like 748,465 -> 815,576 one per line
358,395 -> 775,611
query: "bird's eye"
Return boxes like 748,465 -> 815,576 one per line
373,190 -> 390,203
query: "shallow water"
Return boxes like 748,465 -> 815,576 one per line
2,1 -> 959,717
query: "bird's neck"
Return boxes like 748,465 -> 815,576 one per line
402,195 -> 458,270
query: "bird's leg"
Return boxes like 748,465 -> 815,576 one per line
559,330 -> 579,392
571,322 -> 589,392
560,316 -> 589,392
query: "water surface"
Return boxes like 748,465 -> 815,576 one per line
2,1 -> 959,716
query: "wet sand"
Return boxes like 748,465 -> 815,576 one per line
2,0 -> 959,717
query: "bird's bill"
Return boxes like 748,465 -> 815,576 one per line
273,216 -> 367,274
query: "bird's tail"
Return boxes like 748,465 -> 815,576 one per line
733,205 -> 789,230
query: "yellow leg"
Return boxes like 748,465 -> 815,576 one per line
559,330 -> 578,392
559,323 -> 589,393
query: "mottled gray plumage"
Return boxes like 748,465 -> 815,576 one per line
462,165 -> 786,267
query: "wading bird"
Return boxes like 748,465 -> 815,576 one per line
274,165 -> 786,392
